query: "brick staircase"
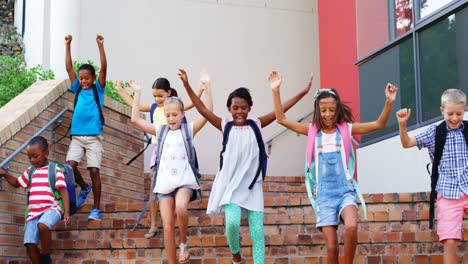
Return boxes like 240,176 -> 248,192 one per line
43,176 -> 462,264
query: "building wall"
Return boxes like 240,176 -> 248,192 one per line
16,0 -> 320,176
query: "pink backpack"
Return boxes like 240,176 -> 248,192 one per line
304,122 -> 367,219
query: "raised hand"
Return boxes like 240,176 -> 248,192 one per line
129,80 -> 141,92
268,71 -> 282,90
178,69 -> 189,86
96,34 -> 104,45
396,108 -> 411,124
65,35 -> 72,45
303,73 -> 314,94
385,83 -> 398,102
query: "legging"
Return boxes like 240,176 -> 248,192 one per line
224,203 -> 265,264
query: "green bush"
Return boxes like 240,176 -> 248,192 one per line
72,60 -> 125,104
0,55 -> 54,107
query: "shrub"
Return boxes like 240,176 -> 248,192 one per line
0,55 -> 54,107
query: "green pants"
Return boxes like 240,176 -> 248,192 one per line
224,203 -> 265,264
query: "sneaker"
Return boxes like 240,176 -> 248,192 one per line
76,184 -> 92,208
88,208 -> 102,221
40,253 -> 52,264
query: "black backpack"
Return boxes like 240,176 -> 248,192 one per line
427,120 -> 468,229
220,119 -> 268,189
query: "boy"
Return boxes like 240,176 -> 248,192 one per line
64,34 -> 107,220
0,136 -> 70,264
396,89 -> 468,264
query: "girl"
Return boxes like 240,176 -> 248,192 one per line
179,68 -> 312,264
129,73 -> 212,264
115,78 -> 205,239
269,71 -> 397,264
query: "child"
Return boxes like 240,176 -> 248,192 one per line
64,34 -> 107,220
115,78 -> 206,239
270,71 -> 397,264
180,68 -> 312,264
129,71 -> 212,264
396,89 -> 467,264
0,136 -> 70,264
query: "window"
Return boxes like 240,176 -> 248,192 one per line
359,37 -> 416,143
419,0 -> 457,19
358,3 -> 468,145
420,10 -> 468,121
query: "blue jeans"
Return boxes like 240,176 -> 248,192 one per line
24,209 -> 61,245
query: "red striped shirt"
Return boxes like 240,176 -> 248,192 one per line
17,165 -> 67,222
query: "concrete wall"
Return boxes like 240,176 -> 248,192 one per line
16,0 -> 319,176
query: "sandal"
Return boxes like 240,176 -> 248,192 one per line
178,242 -> 190,263
144,229 -> 160,239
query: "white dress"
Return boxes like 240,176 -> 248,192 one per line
206,118 -> 264,215
153,123 -> 199,194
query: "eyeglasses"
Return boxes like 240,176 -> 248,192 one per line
313,88 -> 336,100
164,96 -> 185,111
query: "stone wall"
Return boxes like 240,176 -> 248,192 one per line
0,0 -> 23,56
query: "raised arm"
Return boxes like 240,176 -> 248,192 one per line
352,83 -> 398,135
179,69 -> 222,131
396,108 -> 417,148
192,75 -> 213,136
184,83 -> 205,111
96,34 -> 107,87
0,168 -> 21,188
114,80 -> 152,111
270,71 -> 309,135
129,81 -> 157,135
64,35 -> 76,83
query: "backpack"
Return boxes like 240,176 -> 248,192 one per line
219,119 -> 268,189
56,82 -> 105,144
126,104 -> 188,165
26,162 -> 77,219
426,120 -> 468,229
304,122 -> 367,219
132,123 -> 200,231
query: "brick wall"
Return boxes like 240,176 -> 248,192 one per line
43,176 -> 466,263
0,80 -> 145,262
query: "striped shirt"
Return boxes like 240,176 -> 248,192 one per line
17,165 -> 67,222
416,123 -> 468,199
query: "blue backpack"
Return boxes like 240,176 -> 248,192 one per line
26,162 -> 77,218
220,119 -> 268,189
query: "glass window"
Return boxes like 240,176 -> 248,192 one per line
359,37 -> 416,143
419,0 -> 456,19
419,8 -> 468,121
394,0 -> 414,36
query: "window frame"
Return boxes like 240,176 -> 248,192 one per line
355,1 -> 467,148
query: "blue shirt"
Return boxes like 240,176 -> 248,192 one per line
70,79 -> 105,135
416,123 -> 468,199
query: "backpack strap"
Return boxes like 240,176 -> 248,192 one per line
149,103 -> 158,123
180,123 -> 202,201
219,121 -> 234,171
429,121 -> 448,229
246,119 -> 267,189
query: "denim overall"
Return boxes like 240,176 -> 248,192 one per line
315,129 -> 357,227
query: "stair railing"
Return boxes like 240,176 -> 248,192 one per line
0,108 -> 148,190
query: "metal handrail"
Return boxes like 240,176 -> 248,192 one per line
0,107 -> 69,171
0,107 -> 148,190
264,111 -> 314,154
